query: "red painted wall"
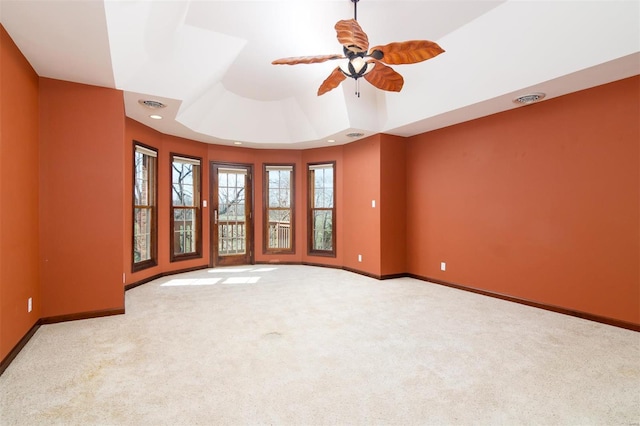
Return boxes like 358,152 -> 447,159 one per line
0,26 -> 40,361
3,22 -> 637,366
123,126 -> 355,284
380,135 -> 407,276
39,78 -> 125,318
343,135 -> 381,275
124,119 -> 211,285
406,76 -> 640,324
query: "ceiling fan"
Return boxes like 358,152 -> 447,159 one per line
272,0 -> 445,97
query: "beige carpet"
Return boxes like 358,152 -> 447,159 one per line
1,265 -> 639,425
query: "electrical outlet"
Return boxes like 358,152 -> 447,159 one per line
358,254 -> 362,262
28,297 -> 32,313
371,200 -> 376,208
441,262 -> 446,271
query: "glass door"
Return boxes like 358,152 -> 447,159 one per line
211,163 -> 253,266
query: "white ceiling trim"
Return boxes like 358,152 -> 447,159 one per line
1,0 -> 638,149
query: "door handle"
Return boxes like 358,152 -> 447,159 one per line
214,210 -> 218,225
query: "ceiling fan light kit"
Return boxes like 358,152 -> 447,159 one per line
272,0 -> 444,97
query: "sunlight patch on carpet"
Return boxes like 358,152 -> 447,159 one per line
161,278 -> 222,287
223,277 -> 261,284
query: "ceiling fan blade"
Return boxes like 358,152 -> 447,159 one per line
369,40 -> 444,65
318,67 -> 347,96
335,19 -> 369,53
272,54 -> 344,65
364,61 -> 404,92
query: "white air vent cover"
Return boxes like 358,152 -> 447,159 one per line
513,93 -> 546,105
138,99 -> 166,109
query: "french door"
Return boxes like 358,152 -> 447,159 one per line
210,163 -> 253,266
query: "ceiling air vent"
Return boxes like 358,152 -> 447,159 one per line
346,132 -> 364,138
138,99 -> 167,109
513,93 -> 545,105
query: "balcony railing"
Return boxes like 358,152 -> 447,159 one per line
215,220 -> 291,254
268,221 -> 290,249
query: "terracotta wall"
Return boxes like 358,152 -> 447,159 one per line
124,126 -> 365,284
3,18 -> 637,366
343,135 -> 381,275
406,76 -> 640,324
124,119 -> 211,285
380,134 -> 407,276
0,26 -> 40,361
39,78 -> 125,318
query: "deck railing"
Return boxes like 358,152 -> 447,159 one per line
268,222 -> 290,249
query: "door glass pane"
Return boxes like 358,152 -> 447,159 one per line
218,170 -> 247,256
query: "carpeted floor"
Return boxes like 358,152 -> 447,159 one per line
1,265 -> 639,425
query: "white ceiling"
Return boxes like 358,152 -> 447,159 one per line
1,0 -> 638,149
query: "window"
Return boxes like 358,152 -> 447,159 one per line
133,143 -> 157,271
308,162 -> 335,256
264,164 -> 294,254
171,154 -> 202,261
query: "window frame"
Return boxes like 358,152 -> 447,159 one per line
263,163 -> 295,255
132,142 -> 158,272
307,161 -> 336,257
170,153 -> 203,262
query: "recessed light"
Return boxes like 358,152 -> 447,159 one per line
234,141 -> 242,145
149,114 -> 162,120
513,92 -> 546,105
138,99 -> 166,109
327,139 -> 336,143
346,132 -> 364,138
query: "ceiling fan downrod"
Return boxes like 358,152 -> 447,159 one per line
350,0 -> 362,97
351,0 -> 359,21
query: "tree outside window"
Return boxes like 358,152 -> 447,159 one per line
308,162 -> 335,256
133,143 -> 157,271
171,154 -> 202,261
264,164 -> 294,254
